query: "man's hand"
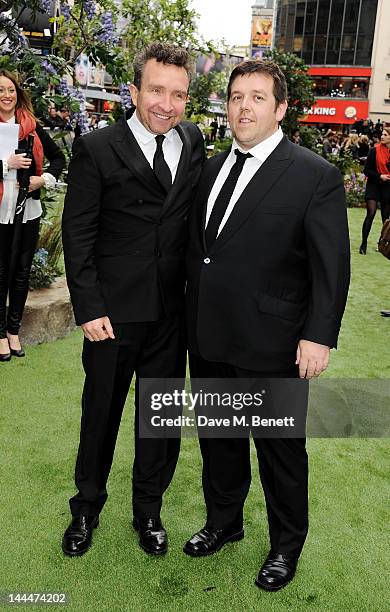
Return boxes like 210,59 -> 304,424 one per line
295,339 -> 330,379
81,316 -> 115,342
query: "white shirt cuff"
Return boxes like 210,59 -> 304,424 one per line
2,159 -> 9,175
42,172 -> 57,189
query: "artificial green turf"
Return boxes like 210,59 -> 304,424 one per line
1,208 -> 389,611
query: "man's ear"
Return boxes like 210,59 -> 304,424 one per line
129,83 -> 138,106
276,99 -> 288,122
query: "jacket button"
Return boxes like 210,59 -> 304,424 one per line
137,199 -> 143,204
204,257 -> 211,264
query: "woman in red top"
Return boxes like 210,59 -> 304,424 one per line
359,128 -> 390,254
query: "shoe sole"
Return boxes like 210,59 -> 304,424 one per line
132,520 -> 167,556
183,529 -> 244,557
255,573 -> 295,592
62,519 -> 99,557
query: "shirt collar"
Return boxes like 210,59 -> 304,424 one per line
232,127 -> 284,162
127,110 -> 175,144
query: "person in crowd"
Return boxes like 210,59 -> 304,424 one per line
184,58 -> 350,592
97,114 -> 109,129
360,119 -> 373,138
44,106 -> 65,130
357,134 -> 370,164
359,127 -> 390,254
330,134 -> 341,156
374,119 -> 383,139
59,108 -> 72,131
61,42 -> 204,558
0,70 -> 65,361
89,114 -> 99,130
322,129 -> 334,158
210,117 -> 218,142
291,129 -> 302,145
341,133 -> 359,159
218,121 -> 227,140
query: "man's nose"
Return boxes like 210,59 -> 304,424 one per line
159,93 -> 174,112
239,96 -> 251,111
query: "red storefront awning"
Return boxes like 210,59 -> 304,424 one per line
308,67 -> 371,77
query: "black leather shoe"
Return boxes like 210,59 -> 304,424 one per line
255,550 -> 299,592
359,243 -> 367,254
0,352 -> 11,362
62,515 -> 99,557
380,310 -> 390,317
10,347 -> 25,357
132,517 -> 167,555
183,525 -> 244,557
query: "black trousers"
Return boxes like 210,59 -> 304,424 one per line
0,218 -> 40,338
69,314 -> 186,519
189,353 -> 309,556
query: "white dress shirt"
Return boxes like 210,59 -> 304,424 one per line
127,111 -> 183,183
205,127 -> 284,235
0,116 -> 56,224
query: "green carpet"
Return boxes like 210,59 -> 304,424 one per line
1,208 -> 388,611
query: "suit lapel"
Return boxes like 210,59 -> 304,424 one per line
210,137 -> 294,254
110,117 -> 163,197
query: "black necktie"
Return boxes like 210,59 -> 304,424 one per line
205,149 -> 253,250
153,134 -> 172,193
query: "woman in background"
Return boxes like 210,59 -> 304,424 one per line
0,70 -> 65,361
359,127 -> 390,254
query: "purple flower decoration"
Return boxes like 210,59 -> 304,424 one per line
42,59 -> 57,75
82,0 -> 96,20
119,83 -> 132,110
96,11 -> 118,46
57,77 -> 72,97
60,3 -> 71,22
39,0 -> 52,14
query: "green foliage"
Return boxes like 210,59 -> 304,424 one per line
186,69 -> 228,119
298,125 -> 322,153
39,214 -> 64,270
264,49 -> 315,137
29,248 -> 58,290
325,150 -> 361,176
121,0 -> 212,82
1,0 -> 211,118
53,0 -> 128,83
210,137 -> 232,155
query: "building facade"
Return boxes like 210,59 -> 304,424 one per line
369,0 -> 390,122
273,0 -> 389,125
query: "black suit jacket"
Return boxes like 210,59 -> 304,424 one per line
186,136 -> 350,372
62,116 -> 205,325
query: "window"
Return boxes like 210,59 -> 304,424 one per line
311,75 -> 368,98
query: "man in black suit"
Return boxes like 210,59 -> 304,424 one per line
184,60 -> 350,590
61,43 -> 204,557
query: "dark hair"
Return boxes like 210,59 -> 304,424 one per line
0,69 -> 34,116
133,42 -> 193,90
227,59 -> 288,108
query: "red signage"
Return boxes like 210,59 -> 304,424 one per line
308,67 -> 371,77
300,99 -> 369,124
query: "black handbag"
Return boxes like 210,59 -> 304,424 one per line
378,219 -> 390,260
